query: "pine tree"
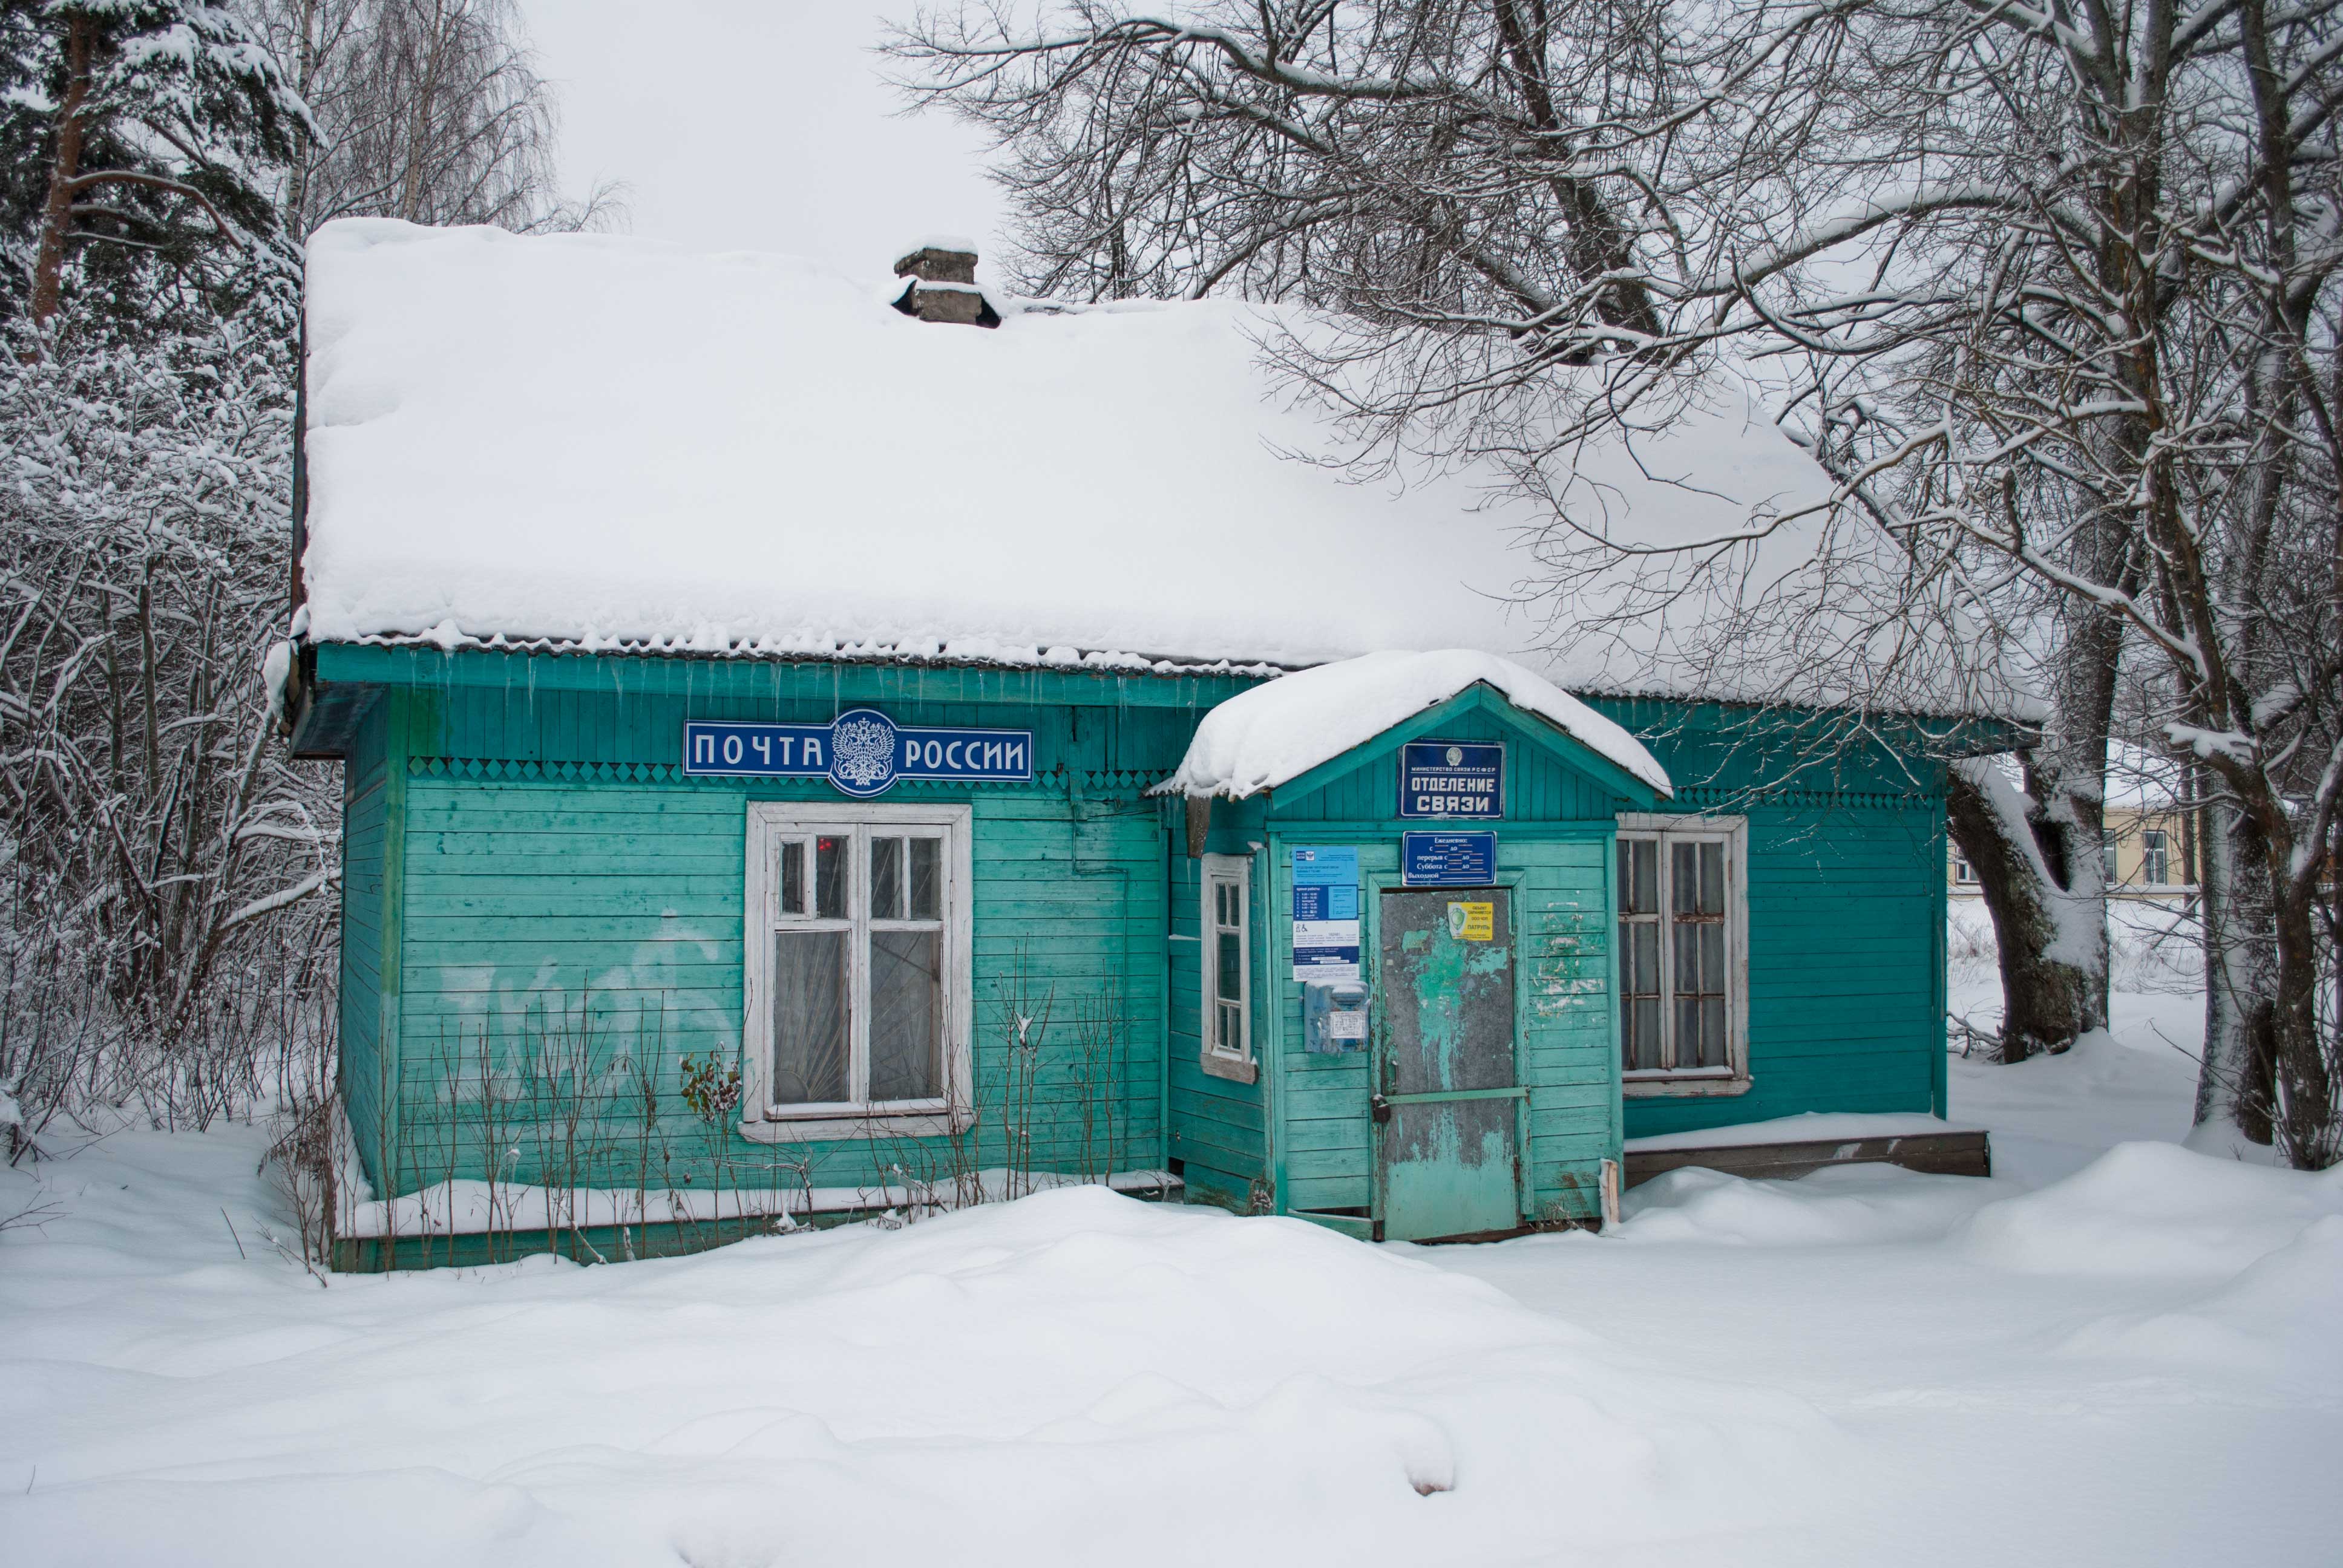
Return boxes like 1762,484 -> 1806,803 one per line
0,1 -> 311,332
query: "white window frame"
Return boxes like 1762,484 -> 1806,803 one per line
741,802 -> 973,1142
1199,853 -> 1256,1084
2140,826 -> 2171,887
1617,813 -> 1751,1097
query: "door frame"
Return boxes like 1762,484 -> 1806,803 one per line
1363,866 -> 1532,1238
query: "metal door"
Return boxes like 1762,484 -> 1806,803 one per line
1374,888 -> 1522,1241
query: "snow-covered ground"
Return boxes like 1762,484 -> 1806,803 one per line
5,921 -> 2337,1567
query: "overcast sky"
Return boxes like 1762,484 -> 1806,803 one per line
519,2 -> 1005,275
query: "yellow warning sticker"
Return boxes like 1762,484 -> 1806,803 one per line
1447,901 -> 1494,941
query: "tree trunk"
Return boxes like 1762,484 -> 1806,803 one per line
2197,797 -> 2278,1145
2270,860 -> 2336,1166
1947,759 -> 2106,1061
28,16 -> 95,328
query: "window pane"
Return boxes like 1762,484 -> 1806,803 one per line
1619,913 -> 1661,1072
908,837 -> 941,920
1698,841 -> 1724,913
815,835 -> 848,918
1671,841 -> 1696,914
872,836 -> 903,920
870,929 -> 942,1101
1701,921 -> 1724,987
772,929 -> 848,1105
1622,839 -> 1657,914
779,840 -> 804,915
1627,1000 -> 1662,1070
1631,921 -> 1659,998
1216,929 -> 1242,1004
1671,918 -> 1693,993
1217,1001 -> 1240,1053
1697,998 -> 1728,1069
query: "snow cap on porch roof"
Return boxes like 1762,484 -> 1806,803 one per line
1156,650 -> 1672,802
298,218 -> 2030,722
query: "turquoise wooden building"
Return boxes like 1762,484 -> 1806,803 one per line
287,221 -> 2014,1259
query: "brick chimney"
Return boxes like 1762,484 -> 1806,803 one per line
893,241 -> 1000,328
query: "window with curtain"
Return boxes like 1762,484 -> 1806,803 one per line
1617,816 -> 1748,1090
744,806 -> 968,1136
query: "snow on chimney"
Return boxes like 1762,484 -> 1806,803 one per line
893,238 -> 1000,328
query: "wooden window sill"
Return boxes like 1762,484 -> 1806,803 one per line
738,1110 -> 969,1143
1200,1053 -> 1258,1085
1623,1074 -> 1752,1099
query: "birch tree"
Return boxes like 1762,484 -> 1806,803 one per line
893,0 -> 2343,1160
238,0 -> 621,237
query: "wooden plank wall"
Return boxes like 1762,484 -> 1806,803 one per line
343,679 -> 1204,1196
323,658 -> 1958,1206
1259,708 -> 1624,1223
1267,719 -> 1619,825
337,697 -> 388,1178
1260,836 -> 1619,1224
1164,849 -> 1267,1210
1589,699 -> 1951,1140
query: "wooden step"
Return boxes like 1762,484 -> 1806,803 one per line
1623,1129 -> 1991,1188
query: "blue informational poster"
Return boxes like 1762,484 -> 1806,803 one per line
1290,845 -> 1362,982
1398,740 -> 1505,818
1401,831 -> 1498,886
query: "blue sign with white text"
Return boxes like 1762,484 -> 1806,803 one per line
1399,740 -> 1505,818
683,709 -> 1032,797
1402,831 -> 1498,887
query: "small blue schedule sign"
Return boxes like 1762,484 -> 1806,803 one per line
1402,831 -> 1498,886
1399,740 -> 1505,818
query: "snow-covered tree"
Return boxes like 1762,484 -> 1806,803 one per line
892,1 -> 2343,1161
1,1 -> 312,329
0,307 -> 337,1142
238,0 -> 621,238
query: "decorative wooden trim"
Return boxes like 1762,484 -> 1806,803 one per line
1665,785 -> 1939,809
405,754 -> 1160,798
315,641 -> 1273,707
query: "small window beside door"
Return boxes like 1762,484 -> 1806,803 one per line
1199,854 -> 1255,1083
1617,814 -> 1749,1096
742,803 -> 971,1140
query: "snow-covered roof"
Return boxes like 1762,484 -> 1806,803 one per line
300,219 -> 2025,718
1158,650 -> 1671,800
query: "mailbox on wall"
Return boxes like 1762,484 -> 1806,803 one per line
1303,980 -> 1370,1054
